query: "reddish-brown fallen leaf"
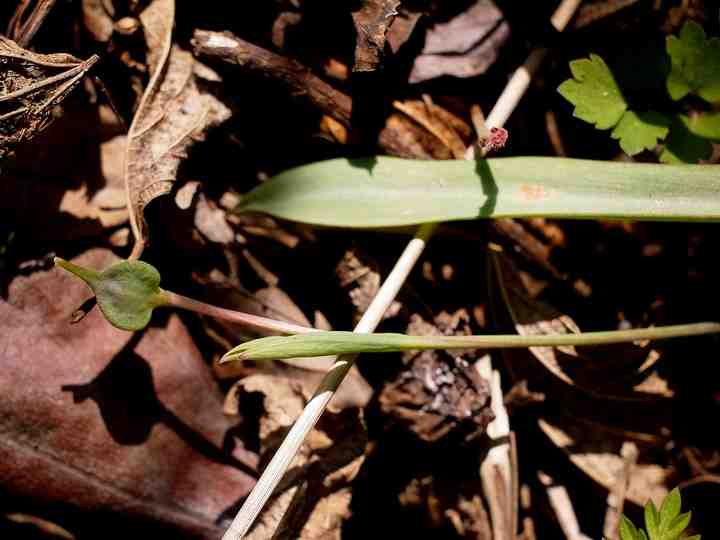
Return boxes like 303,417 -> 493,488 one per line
0,249 -> 256,538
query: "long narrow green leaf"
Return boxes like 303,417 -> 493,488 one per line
235,157 -> 720,227
221,323 -> 720,362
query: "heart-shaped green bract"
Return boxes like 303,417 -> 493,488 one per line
55,258 -> 167,331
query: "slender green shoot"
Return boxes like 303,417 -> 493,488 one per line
221,323 -> 720,363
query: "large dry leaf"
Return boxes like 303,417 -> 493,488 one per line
409,0 -> 510,83
0,36 -> 98,159
124,0 -> 230,253
0,249 -> 256,538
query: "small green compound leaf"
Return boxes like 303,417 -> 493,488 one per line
666,20 -> 720,103
660,115 -> 714,164
55,257 -> 168,331
558,54 -> 628,129
620,515 -> 641,540
611,110 -> 670,155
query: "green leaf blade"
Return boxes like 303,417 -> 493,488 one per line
235,157 -> 720,228
620,515 -> 641,540
666,21 -> 720,103
558,54 -> 628,129
611,111 -> 670,155
659,488 -> 682,533
646,500 -> 661,540
664,511 -> 691,539
55,258 -> 168,332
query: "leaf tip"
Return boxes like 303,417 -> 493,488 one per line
54,257 -> 100,287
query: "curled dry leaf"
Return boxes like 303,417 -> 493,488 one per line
0,36 -> 98,159
0,249 -> 256,538
125,0 -> 231,255
490,250 -> 664,399
489,250 -> 674,509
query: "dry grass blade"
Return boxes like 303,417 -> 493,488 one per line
124,0 -> 230,258
0,36 -> 98,159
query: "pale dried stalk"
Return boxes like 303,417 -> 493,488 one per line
223,1 -> 583,537
539,471 -> 592,540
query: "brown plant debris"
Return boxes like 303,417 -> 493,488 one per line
379,312 -> 494,442
409,0 -> 510,84
125,0 -> 230,255
350,0 -> 401,72
0,36 -> 98,159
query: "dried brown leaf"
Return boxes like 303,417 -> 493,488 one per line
0,249 -> 257,538
0,36 -> 98,159
393,99 -> 469,158
232,374 -> 367,540
539,417 -> 669,507
490,250 -> 663,398
124,0 -> 230,255
409,0 -> 510,83
336,249 -> 401,323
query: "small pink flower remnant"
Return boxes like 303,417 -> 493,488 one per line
482,127 -> 509,153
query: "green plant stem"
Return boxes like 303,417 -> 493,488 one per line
223,323 -> 720,362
